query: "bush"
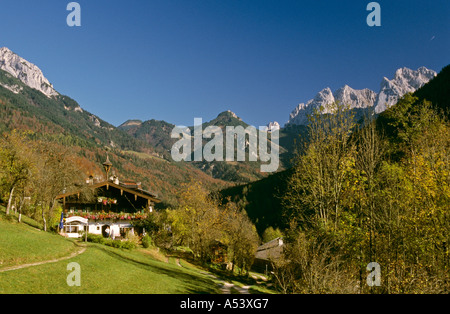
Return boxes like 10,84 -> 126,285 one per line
142,234 -> 153,248
86,234 -> 105,244
85,233 -> 135,250
125,230 -> 140,247
121,241 -> 136,250
110,239 -> 120,248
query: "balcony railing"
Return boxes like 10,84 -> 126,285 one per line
66,210 -> 148,221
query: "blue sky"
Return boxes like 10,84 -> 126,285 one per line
0,0 -> 448,127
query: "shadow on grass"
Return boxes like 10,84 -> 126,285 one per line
91,245 -> 220,294
0,206 -> 43,230
162,250 -> 275,294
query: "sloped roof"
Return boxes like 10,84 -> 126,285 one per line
255,237 -> 284,261
56,180 -> 161,203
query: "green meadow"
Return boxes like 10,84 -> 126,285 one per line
0,244 -> 220,294
0,208 -> 227,294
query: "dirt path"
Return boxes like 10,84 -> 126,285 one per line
198,271 -> 250,294
220,281 -> 251,294
0,246 -> 86,273
169,257 -> 252,294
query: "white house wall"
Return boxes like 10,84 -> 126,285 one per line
63,219 -> 134,239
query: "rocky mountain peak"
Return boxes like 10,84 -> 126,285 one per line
374,66 -> 436,113
216,110 -> 243,122
120,120 -> 143,127
0,47 -> 59,98
264,121 -> 280,132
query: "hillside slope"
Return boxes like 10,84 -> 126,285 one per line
220,168 -> 293,235
0,67 -> 229,205
120,110 -> 289,183
0,208 -> 221,294
414,64 -> 450,117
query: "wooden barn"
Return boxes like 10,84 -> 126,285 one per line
252,237 -> 284,274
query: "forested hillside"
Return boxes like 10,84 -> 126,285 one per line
0,69 -> 230,208
414,64 -> 450,118
120,110 -> 288,183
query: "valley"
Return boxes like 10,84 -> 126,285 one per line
0,45 -> 448,295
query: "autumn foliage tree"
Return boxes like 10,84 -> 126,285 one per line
282,102 -> 357,231
0,131 -> 36,216
31,141 -> 87,231
278,96 -> 449,293
222,200 -> 259,274
168,181 -> 225,261
0,131 -> 87,231
167,180 -> 259,273
373,97 -> 450,293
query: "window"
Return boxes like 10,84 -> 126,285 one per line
64,222 -> 79,233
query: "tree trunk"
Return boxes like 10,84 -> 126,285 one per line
42,206 -> 47,232
6,186 -> 15,215
18,196 -> 25,223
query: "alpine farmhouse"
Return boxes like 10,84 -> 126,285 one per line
56,156 -> 161,239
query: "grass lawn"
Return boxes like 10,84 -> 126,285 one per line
0,215 -> 77,268
0,242 -> 221,294
0,207 -> 275,294
0,207 -> 219,294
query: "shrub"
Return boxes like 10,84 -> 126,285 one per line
86,234 -> 105,244
111,239 -> 122,248
142,234 -> 153,248
121,241 -> 136,250
85,233 -> 135,250
126,230 -> 140,245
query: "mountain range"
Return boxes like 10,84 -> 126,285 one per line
287,66 -> 437,126
118,109 -> 286,182
0,47 -> 233,205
